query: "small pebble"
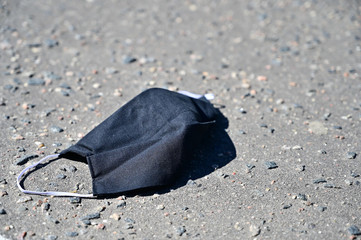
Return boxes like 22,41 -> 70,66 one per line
313,178 -> 327,184
81,219 -> 91,225
292,145 -> 303,150
0,191 -> 8,197
317,206 -> 327,212
60,83 -> 71,89
50,126 -> 64,133
117,200 -> 126,208
69,197 -> 81,204
124,218 -> 135,224
296,165 -> 305,172
265,161 -> 278,169
282,204 -> 292,209
246,164 -> 256,170
249,225 -> 261,237
48,235 -> 58,240
156,204 -> 165,210
110,213 -> 121,221
28,78 -> 45,86
239,108 -> 247,114
17,196 -> 33,203
348,225 -> 361,235
56,174 -> 66,179
105,67 -> 118,74
186,179 -> 197,186
347,152 -> 357,159
350,172 -> 360,178
0,208 -> 6,214
42,202 -> 50,211
80,212 -> 100,221
175,226 -> 186,236
345,179 -> 353,185
15,154 -> 38,165
65,232 -> 78,237
324,183 -> 336,188
297,194 -> 307,201
44,39 -> 59,48
123,56 -> 137,64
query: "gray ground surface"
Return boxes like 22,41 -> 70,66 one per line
1,0 -> 361,239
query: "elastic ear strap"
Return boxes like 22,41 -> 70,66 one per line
17,154 -> 94,198
178,90 -> 214,100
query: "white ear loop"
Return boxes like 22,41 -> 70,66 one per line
17,154 -> 94,198
178,90 -> 214,100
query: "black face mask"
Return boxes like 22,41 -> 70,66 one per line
17,88 -> 219,197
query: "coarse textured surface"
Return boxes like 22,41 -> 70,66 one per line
0,0 -> 360,239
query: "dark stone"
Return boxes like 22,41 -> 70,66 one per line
15,154 -> 39,165
60,83 -> 71,89
28,78 -> 45,86
323,183 -> 335,188
265,161 -> 278,169
43,72 -> 62,81
80,212 -> 100,221
175,226 -> 186,236
348,225 -> 361,235
246,164 -> 255,170
347,152 -> 357,159
66,165 -> 77,172
317,206 -> 327,212
45,39 -> 59,48
60,90 -> 70,96
186,179 -> 197,186
56,174 -> 66,179
48,235 -> 58,240
333,126 -> 342,130
0,208 -> 6,214
42,202 -> 50,211
69,197 -> 81,204
65,232 -> 78,237
282,204 -> 292,209
297,194 -> 307,201
293,103 -> 303,109
280,46 -> 290,52
13,78 -> 22,85
28,43 -> 42,48
124,218 -> 135,224
82,219 -> 91,225
351,172 -> 360,178
50,126 -> 64,133
117,201 -> 127,208
313,178 -> 327,184
123,56 -> 137,64
239,108 -> 247,114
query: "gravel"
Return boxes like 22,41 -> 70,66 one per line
1,1 -> 360,239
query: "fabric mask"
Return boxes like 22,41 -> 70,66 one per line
17,88 -> 218,197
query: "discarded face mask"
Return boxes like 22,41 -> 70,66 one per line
17,88 -> 219,197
